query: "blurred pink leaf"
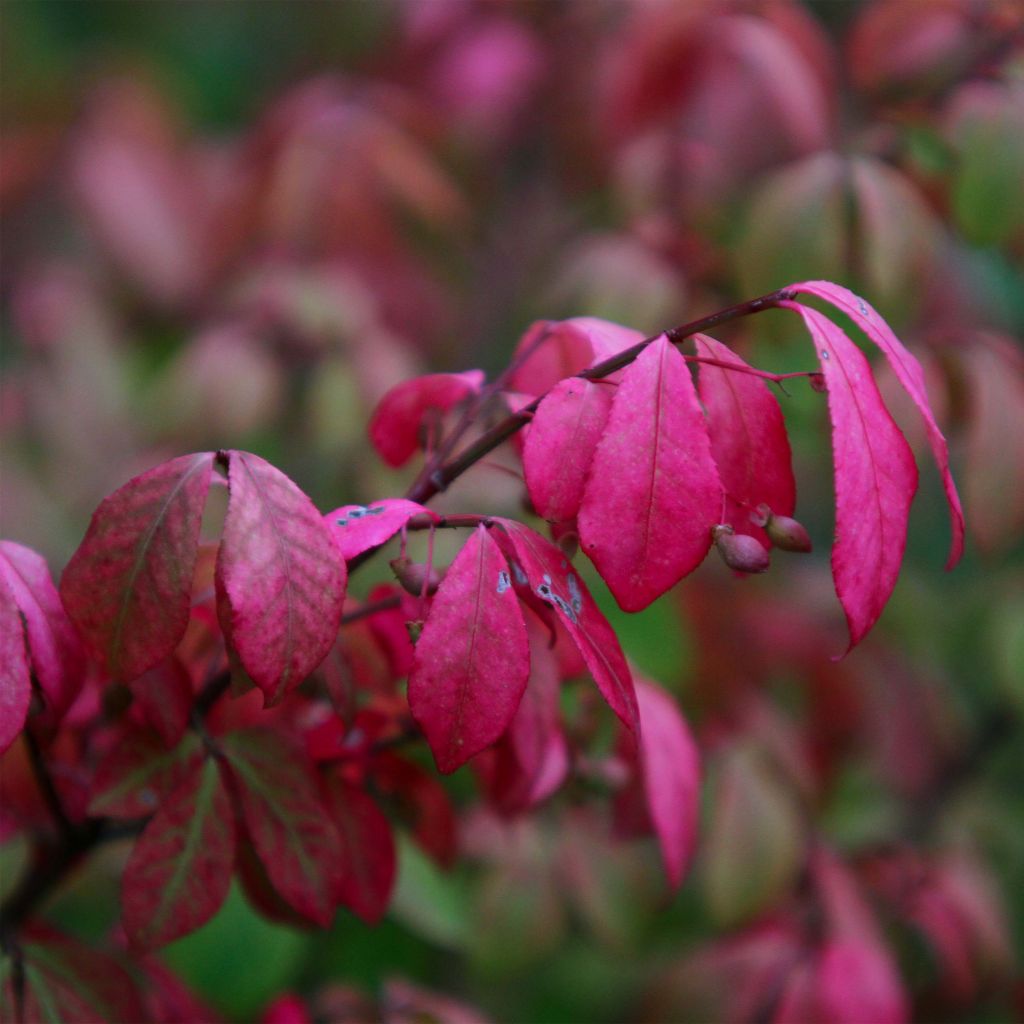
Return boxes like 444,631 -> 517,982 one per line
0,572 -> 31,753
578,336 -> 722,611
60,453 -> 214,681
816,940 -> 908,1024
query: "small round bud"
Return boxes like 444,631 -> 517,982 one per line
712,524 -> 770,574
550,521 -> 579,560
389,557 -> 443,596
749,504 -> 812,553
809,372 -> 827,393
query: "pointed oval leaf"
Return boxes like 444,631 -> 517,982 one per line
130,656 -> 194,747
578,336 -> 722,611
222,728 -> 341,925
784,302 -> 918,652
122,757 -> 235,948
494,520 -> 638,735
217,450 -> 347,705
694,336 -> 796,542
0,574 -> 31,753
60,452 -> 214,681
0,541 -> 84,723
523,378 -> 614,525
368,370 -> 485,467
323,773 -> 396,924
635,678 -> 701,890
817,940 -> 909,1024
794,281 -> 963,568
408,525 -> 530,774
324,498 -> 434,561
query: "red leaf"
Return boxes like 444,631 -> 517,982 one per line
222,728 -> 341,925
635,678 -> 701,890
794,281 -> 963,568
368,370 -> 484,467
122,757 -> 235,947
325,499 -> 435,561
494,520 -> 638,736
60,452 -> 214,681
217,450 -> 347,705
0,573 -> 31,754
784,302 -> 918,652
408,525 -> 530,773
130,656 -> 194,746
695,336 -> 796,541
523,378 -> 614,525
88,727 -> 202,819
0,542 -> 83,725
578,336 -> 722,611
323,773 -> 396,924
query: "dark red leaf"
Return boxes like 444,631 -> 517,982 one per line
635,678 -> 701,890
217,450 -> 347,705
323,773 -> 396,924
368,370 -> 484,467
0,541 -> 84,723
130,656 -> 194,746
523,378 -> 613,526
325,499 -> 435,561
494,520 -> 638,736
60,452 -> 214,680
0,573 -> 31,754
695,335 -> 796,542
578,336 -> 722,611
122,757 -> 235,947
408,525 -> 530,773
222,728 -> 341,925
793,281 -> 963,568
784,302 -> 918,652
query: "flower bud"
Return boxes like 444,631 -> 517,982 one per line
712,524 -> 770,574
389,556 -> 443,596
750,504 -> 812,553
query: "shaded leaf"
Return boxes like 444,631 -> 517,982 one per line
323,773 -> 396,924
494,520 -> 638,736
222,728 -> 341,925
122,757 -> 235,948
578,336 -> 722,611
60,452 -> 214,681
695,335 -> 795,542
784,302 -> 918,651
217,450 -> 347,705
130,656 -> 193,746
635,678 -> 701,890
325,499 -> 434,561
368,370 -> 484,467
523,378 -> 613,525
793,281 -> 963,568
408,525 -> 530,773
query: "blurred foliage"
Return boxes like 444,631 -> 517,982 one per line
2,1 -> 1023,1022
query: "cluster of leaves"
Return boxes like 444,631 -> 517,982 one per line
2,1 -> 1023,1021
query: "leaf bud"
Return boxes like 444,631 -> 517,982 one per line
712,524 -> 770,574
550,521 -> 579,560
750,504 -> 812,553
389,556 -> 443,596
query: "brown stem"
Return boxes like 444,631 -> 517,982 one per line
340,594 -> 403,625
24,728 -> 74,842
405,287 -> 796,506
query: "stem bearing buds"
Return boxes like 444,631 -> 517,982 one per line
712,524 -> 770,574
751,504 -> 813,553
389,556 -> 444,596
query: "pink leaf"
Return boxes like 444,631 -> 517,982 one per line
0,541 -> 84,724
324,499 -> 434,561
793,280 -> 963,568
816,940 -> 909,1024
217,450 -> 347,705
695,336 -> 796,541
578,336 -> 722,611
408,525 -> 530,773
635,678 -> 701,890
494,520 -> 638,735
523,378 -> 613,525
0,573 -> 31,754
222,728 -> 341,926
323,773 -> 396,924
368,370 -> 485,467
783,302 -> 918,652
122,757 -> 235,948
60,453 -> 215,681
